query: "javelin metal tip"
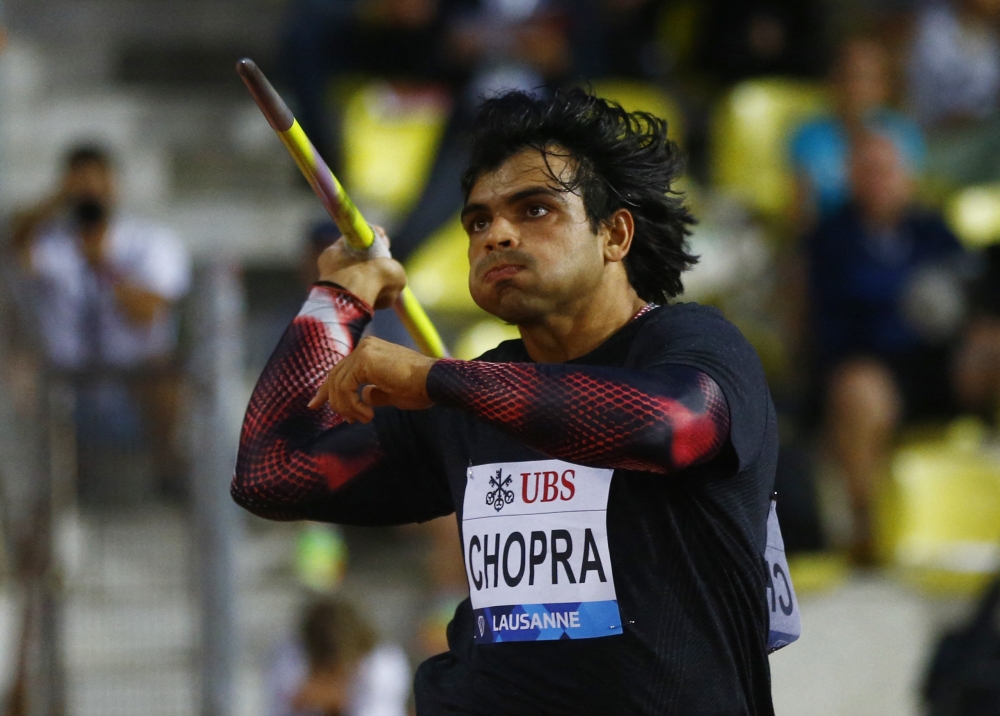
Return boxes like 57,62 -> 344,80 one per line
235,58 -> 256,73
235,58 -> 294,132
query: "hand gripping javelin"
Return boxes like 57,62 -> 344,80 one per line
236,58 -> 448,358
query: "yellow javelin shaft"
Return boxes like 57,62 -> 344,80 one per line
236,58 -> 448,358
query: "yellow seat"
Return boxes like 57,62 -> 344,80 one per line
875,418 -> 1000,594
406,222 -> 522,355
946,183 -> 1000,249
590,79 -> 685,145
340,81 -> 450,215
710,79 -> 828,220
405,214 -> 482,315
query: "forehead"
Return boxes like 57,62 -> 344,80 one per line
466,148 -> 576,205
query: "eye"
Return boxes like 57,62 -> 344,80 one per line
471,218 -> 489,233
526,204 -> 549,218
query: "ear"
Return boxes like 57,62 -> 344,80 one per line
602,209 -> 634,263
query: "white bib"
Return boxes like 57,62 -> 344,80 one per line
765,499 -> 801,651
462,459 -> 622,644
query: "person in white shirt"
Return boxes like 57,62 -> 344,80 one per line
13,144 -> 191,497
906,0 -> 1000,186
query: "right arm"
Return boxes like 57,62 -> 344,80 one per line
232,240 -> 453,525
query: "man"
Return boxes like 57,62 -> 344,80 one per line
234,89 -> 779,714
791,35 -> 925,226
14,145 -> 191,495
809,131 -> 1000,562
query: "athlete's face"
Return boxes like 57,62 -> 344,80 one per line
462,148 -> 611,325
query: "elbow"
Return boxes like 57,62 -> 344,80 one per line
230,443 -> 308,521
230,461 -> 261,516
230,449 -> 274,518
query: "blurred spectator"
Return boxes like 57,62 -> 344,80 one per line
11,145 -> 191,497
908,0 -> 1000,127
808,132 -> 1000,562
694,0 -> 828,85
387,0 -> 575,259
791,36 -> 925,227
907,0 -> 1000,185
279,0 -> 456,173
281,0 -> 577,260
12,146 -> 190,371
579,0 -> 670,80
269,597 -> 410,716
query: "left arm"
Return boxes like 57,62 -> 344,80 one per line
427,359 -> 730,474
318,344 -> 731,475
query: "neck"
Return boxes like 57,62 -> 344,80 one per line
518,282 -> 647,363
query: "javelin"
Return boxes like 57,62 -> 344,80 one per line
236,58 -> 448,358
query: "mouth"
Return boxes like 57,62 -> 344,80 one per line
481,263 -> 524,283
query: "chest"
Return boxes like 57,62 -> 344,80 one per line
440,422 -> 623,644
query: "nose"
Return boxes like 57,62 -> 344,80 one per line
483,216 -> 519,253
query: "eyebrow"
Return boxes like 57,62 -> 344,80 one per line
461,186 -> 568,221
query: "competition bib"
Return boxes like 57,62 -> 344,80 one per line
462,459 -> 622,644
765,499 -> 801,652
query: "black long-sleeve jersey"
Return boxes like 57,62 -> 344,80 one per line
234,284 -> 780,716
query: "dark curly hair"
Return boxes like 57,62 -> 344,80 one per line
461,88 -> 697,302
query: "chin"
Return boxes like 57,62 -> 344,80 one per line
471,286 -> 543,326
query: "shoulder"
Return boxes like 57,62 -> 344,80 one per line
634,303 -> 759,371
31,223 -> 79,270
113,216 -> 184,251
638,304 -> 774,467
790,117 -> 839,154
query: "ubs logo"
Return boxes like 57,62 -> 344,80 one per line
485,469 -> 515,512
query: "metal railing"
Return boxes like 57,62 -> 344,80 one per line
0,260 -> 244,716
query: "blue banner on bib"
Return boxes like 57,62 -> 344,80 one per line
473,600 -> 622,644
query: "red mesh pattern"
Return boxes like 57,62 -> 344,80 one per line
232,286 -> 376,519
427,359 -> 729,474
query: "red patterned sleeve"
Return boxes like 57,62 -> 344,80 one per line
426,360 -> 730,474
232,285 -> 383,520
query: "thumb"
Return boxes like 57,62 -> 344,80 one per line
361,384 -> 393,407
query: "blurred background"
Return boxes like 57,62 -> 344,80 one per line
1,0 -> 1000,714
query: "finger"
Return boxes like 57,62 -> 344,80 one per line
330,354 -> 370,422
345,377 -> 375,422
327,360 -> 357,418
308,371 -> 333,409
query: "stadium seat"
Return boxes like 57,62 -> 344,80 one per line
875,418 -> 1000,593
405,214 -> 480,315
340,81 -> 450,216
710,79 -> 828,220
590,80 -> 685,145
947,183 -> 1000,249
